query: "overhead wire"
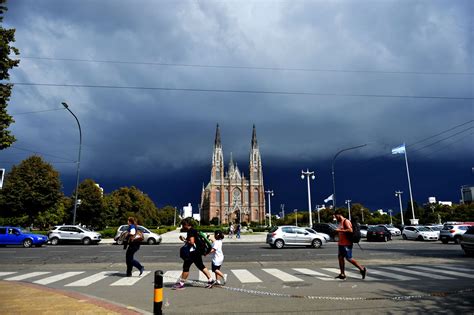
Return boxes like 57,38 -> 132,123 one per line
11,108 -> 65,115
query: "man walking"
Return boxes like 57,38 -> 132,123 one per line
334,209 -> 367,280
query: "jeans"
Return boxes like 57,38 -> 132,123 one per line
126,242 -> 142,276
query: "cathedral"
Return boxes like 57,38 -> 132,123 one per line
200,125 -> 266,225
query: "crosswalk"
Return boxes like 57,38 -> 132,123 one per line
0,265 -> 472,288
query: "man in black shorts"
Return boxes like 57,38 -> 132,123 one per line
172,218 -> 215,289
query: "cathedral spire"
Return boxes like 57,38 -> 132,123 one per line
229,152 -> 235,170
214,123 -> 221,148
251,124 -> 258,149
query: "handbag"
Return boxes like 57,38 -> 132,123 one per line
180,243 -> 192,261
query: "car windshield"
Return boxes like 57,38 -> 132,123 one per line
19,228 -> 29,234
417,227 -> 430,231
305,228 -> 317,234
442,225 -> 453,230
368,227 -> 384,232
269,226 -> 278,233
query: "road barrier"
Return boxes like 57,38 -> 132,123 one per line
154,270 -> 163,315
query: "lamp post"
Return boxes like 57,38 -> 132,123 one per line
294,209 -> 298,226
315,204 -> 321,223
331,144 -> 367,212
265,190 -> 274,226
62,102 -> 82,226
301,169 -> 315,227
388,209 -> 393,225
345,200 -> 351,221
395,191 -> 404,226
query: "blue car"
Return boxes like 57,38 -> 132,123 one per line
0,226 -> 48,248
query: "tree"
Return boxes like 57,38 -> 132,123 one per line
0,0 -> 20,149
0,155 -> 63,226
156,206 -> 176,226
72,179 -> 103,228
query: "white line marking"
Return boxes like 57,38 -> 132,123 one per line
369,268 -> 419,281
292,268 -> 335,281
34,272 -> 86,285
65,271 -> 118,287
262,268 -> 303,282
380,267 -> 453,280
163,270 -> 182,284
408,266 -> 474,279
321,268 -> 376,281
0,272 -> 17,277
199,272 -> 228,282
110,271 -> 151,286
231,269 -> 262,283
143,256 -> 166,258
5,272 -> 51,281
435,265 -> 474,273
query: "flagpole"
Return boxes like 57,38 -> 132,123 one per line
403,146 -> 416,222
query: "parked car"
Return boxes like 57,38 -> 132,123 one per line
48,225 -> 101,245
402,226 -> 439,241
424,225 -> 441,238
312,223 -> 339,241
460,226 -> 474,257
267,225 -> 327,249
360,225 -> 369,238
440,224 -> 472,244
366,226 -> 392,242
378,225 -> 401,236
0,226 -> 48,248
114,225 -> 162,245
305,228 -> 330,242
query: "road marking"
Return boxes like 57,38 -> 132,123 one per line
321,268 -> 376,281
65,271 -> 118,286
231,269 -> 262,283
435,265 -> 474,273
34,272 -> 86,285
5,272 -> 51,281
369,268 -> 419,281
262,268 -> 303,282
292,268 -> 335,281
16,257 -> 39,259
408,266 -> 474,279
50,251 -> 68,253
101,251 -> 123,253
163,270 -> 183,284
261,254 -> 282,257
0,272 -> 17,277
199,272 -> 228,282
380,267 -> 453,280
143,256 -> 167,258
110,271 -> 151,286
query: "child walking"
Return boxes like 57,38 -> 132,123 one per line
209,230 -> 225,285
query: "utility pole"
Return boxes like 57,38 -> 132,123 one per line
280,204 -> 285,219
315,204 -> 321,223
388,209 -> 393,225
294,209 -> 298,226
395,191 -> 404,226
301,169 -> 315,227
265,190 -> 274,226
345,200 -> 352,221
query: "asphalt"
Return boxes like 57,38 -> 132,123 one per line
0,230 -> 267,314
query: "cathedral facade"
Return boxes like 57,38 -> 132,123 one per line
200,125 -> 266,224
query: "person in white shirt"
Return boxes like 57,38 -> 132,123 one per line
209,230 -> 225,285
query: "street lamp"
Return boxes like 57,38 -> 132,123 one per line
62,102 -> 82,226
265,190 -> 274,226
395,191 -> 404,226
315,204 -> 321,223
294,209 -> 298,226
388,209 -> 393,225
345,199 -> 351,221
331,144 -> 367,212
301,169 -> 315,227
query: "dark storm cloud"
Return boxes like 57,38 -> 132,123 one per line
2,0 -> 473,209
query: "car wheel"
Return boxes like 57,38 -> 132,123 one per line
312,239 -> 322,248
23,239 -> 33,248
441,239 -> 449,244
402,234 -> 407,240
454,236 -> 462,244
274,239 -> 284,249
50,237 -> 59,246
417,236 -> 423,241
82,237 -> 91,245
147,238 -> 156,245
333,235 -> 339,242
116,239 -> 123,245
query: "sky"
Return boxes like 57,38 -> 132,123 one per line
1,0 -> 473,216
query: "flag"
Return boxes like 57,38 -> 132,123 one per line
391,143 -> 406,155
324,194 -> 334,203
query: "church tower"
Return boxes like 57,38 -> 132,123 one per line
249,125 -> 265,223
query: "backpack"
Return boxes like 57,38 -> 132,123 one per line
195,231 -> 213,255
132,230 -> 144,243
345,218 -> 361,244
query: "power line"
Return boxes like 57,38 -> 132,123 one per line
21,56 -> 474,76
10,146 -> 76,162
11,108 -> 65,115
12,82 -> 474,100
410,126 -> 474,154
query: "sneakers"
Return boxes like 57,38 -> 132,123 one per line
205,279 -> 216,288
172,282 -> 185,290
335,274 -> 346,280
360,267 -> 367,280
216,279 -> 226,286
139,266 -> 144,277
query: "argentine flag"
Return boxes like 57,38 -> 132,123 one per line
392,143 -> 406,155
324,194 -> 334,203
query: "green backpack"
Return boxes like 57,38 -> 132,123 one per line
196,231 -> 213,255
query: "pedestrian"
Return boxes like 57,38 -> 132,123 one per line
208,230 -> 225,285
334,209 -> 367,280
124,217 -> 144,277
173,218 -> 215,290
236,224 -> 241,239
228,224 -> 234,238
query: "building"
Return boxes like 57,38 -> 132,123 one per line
200,124 -> 265,225
461,186 -> 473,204
182,203 -> 192,218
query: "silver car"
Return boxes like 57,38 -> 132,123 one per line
440,224 -> 472,244
266,226 -> 326,249
114,225 -> 162,245
48,225 -> 101,245
460,226 -> 474,256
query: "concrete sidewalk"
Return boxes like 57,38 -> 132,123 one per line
0,280 -> 146,314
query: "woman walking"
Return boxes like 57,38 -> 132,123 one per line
124,217 -> 144,277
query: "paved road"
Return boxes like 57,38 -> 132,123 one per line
1,240 -> 473,314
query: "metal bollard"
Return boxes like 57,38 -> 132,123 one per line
154,270 -> 163,315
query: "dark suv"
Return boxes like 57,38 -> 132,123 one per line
312,223 -> 339,241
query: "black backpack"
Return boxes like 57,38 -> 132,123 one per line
195,231 -> 213,255
346,218 -> 361,244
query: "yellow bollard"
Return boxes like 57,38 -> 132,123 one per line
154,270 -> 163,315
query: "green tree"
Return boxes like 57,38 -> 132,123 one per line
0,0 -> 19,149
72,179 -> 103,228
0,155 -> 63,226
156,205 -> 176,226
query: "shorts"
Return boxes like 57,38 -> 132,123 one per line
338,245 -> 353,260
211,263 -> 222,272
182,252 -> 205,272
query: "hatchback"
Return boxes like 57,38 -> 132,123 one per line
266,225 -> 326,249
114,225 -> 162,245
48,225 -> 101,245
402,226 -> 439,241
366,226 -> 392,242
0,226 -> 48,248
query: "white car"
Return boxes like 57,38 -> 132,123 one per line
402,226 -> 439,241
48,225 -> 101,245
379,225 -> 401,236
114,225 -> 162,245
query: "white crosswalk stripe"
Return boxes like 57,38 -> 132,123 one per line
369,268 -> 419,281
4,272 -> 51,281
263,268 -> 304,282
435,265 -> 474,273
408,266 -> 474,279
380,267 -> 453,280
34,272 -> 86,285
231,269 -> 262,283
292,268 -> 335,281
163,270 -> 183,284
198,271 -> 228,283
65,271 -> 118,287
0,272 -> 17,277
110,271 -> 151,286
321,268 -> 376,281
